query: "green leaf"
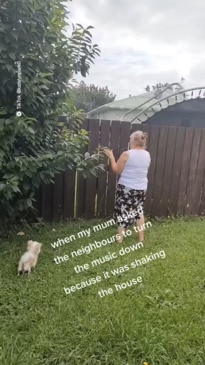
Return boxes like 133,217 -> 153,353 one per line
0,183 -> 6,191
9,52 -> 15,60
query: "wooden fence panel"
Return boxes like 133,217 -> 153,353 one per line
76,119 -> 88,217
139,125 -> 152,216
119,121 -> 131,154
52,173 -> 64,221
177,128 -> 195,216
168,127 -> 186,216
184,128 -> 199,216
188,129 -> 203,215
42,184 -> 53,221
198,130 -> 205,215
96,120 -> 110,217
151,126 -> 169,217
84,119 -> 100,218
34,186 -> 42,218
160,126 -> 177,217
63,170 -> 76,219
199,164 -> 205,215
144,125 -> 160,216
106,120 -> 120,216
130,123 -> 140,135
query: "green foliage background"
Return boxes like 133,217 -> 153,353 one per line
70,81 -> 116,112
0,0 -> 104,221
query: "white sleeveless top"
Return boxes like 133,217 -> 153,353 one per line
118,149 -> 151,190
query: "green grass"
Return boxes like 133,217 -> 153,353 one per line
0,217 -> 205,365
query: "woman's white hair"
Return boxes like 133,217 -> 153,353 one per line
130,130 -> 147,148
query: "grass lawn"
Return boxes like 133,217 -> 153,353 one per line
0,217 -> 205,365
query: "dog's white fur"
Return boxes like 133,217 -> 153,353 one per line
18,240 -> 42,275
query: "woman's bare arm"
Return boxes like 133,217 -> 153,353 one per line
104,149 -> 129,175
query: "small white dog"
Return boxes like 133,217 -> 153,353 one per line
18,240 -> 42,275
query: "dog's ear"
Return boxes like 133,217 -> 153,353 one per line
27,240 -> 33,250
35,242 -> 42,254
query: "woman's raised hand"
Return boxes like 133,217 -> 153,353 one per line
103,148 -> 114,160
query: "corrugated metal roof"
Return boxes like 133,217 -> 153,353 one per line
88,86 -> 186,115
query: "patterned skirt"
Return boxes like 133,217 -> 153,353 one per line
113,184 -> 146,228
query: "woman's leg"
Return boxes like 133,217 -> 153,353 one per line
135,213 -> 145,242
116,226 -> 125,243
134,191 -> 146,242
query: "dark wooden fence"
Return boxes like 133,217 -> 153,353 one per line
36,119 -> 205,221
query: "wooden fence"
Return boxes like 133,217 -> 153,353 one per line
36,119 -> 205,221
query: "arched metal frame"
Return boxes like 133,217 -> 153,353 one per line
119,84 -> 205,124
130,86 -> 205,124
120,82 -> 183,122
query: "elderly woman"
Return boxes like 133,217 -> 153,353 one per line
104,130 -> 151,243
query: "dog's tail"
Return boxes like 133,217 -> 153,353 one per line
18,261 -> 24,275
